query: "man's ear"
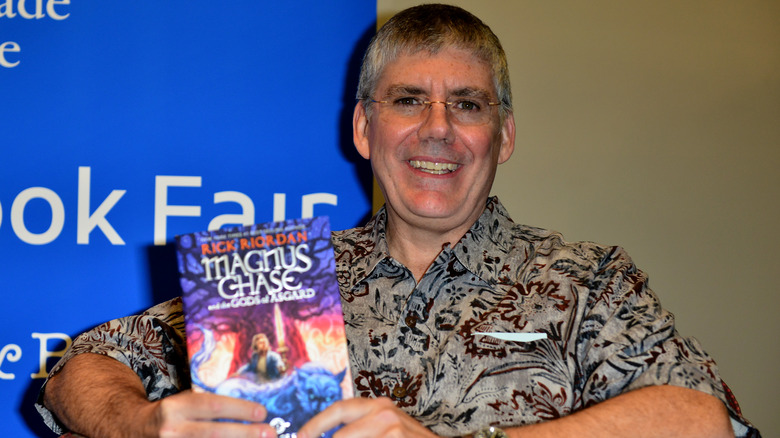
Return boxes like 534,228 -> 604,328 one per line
353,101 -> 371,160
497,111 -> 516,164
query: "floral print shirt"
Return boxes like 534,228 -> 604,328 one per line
37,197 -> 758,437
333,197 -> 757,436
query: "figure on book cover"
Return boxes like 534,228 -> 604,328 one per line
235,333 -> 287,383
192,324 -> 346,437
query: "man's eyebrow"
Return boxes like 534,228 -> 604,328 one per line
450,87 -> 493,100
380,85 -> 494,100
382,85 -> 426,97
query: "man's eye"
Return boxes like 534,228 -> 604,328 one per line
453,100 -> 481,111
393,97 -> 421,106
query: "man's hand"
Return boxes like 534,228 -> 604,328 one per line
44,353 -> 276,438
142,390 -> 276,438
296,386 -> 734,438
297,397 -> 440,438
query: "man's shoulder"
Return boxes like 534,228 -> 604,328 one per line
501,220 -> 632,275
331,211 -> 383,259
143,296 -> 183,317
331,224 -> 366,245
139,297 -> 186,336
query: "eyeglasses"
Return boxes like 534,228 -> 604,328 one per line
370,96 -> 501,126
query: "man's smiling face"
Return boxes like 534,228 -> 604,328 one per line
354,47 -> 515,236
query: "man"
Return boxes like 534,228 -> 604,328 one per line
38,4 -> 758,438
234,334 -> 286,383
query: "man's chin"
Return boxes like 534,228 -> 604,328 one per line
402,199 -> 459,219
387,191 -> 485,226
400,203 -> 476,228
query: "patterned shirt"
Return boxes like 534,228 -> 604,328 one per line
37,197 -> 759,437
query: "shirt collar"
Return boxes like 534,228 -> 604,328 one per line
450,196 -> 527,286
334,196 -> 525,288
332,207 -> 391,290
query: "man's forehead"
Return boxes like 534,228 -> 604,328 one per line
375,49 -> 496,96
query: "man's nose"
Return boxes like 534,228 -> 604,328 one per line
418,101 -> 455,143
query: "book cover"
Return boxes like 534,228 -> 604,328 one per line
175,216 -> 352,437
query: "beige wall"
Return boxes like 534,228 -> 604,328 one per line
377,1 -> 779,434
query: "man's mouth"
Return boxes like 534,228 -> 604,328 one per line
408,160 -> 459,175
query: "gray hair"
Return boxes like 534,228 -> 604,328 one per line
357,4 -> 512,119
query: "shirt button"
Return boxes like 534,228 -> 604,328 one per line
404,315 -> 417,328
392,385 -> 407,399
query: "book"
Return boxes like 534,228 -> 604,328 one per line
175,216 -> 352,438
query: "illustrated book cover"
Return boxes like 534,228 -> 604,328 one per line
175,216 -> 352,437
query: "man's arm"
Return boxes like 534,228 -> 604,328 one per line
506,385 -> 732,438
297,385 -> 733,438
44,353 -> 275,438
37,298 -> 275,437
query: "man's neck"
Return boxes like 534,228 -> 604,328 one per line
384,210 -> 480,282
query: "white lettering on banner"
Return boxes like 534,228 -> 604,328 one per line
1,0 -> 71,67
77,166 -> 127,245
274,193 -> 286,222
0,0 -> 70,20
46,0 -> 69,19
0,41 -> 20,67
154,176 -> 202,246
208,191 -> 255,230
153,177 -> 339,245
0,344 -> 22,380
30,332 -> 71,379
0,170 -> 339,245
10,187 -> 65,245
3,167 -> 126,245
302,193 -> 338,218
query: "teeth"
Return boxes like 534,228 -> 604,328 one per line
409,160 -> 459,174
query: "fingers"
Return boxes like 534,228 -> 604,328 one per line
298,397 -> 369,438
298,397 -> 438,438
159,419 -> 276,438
302,397 -> 378,437
153,390 -> 276,438
160,390 -> 267,422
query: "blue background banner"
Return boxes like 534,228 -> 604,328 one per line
0,2 -> 376,435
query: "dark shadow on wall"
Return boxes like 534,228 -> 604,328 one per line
338,21 -> 377,228
147,242 -> 185,305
